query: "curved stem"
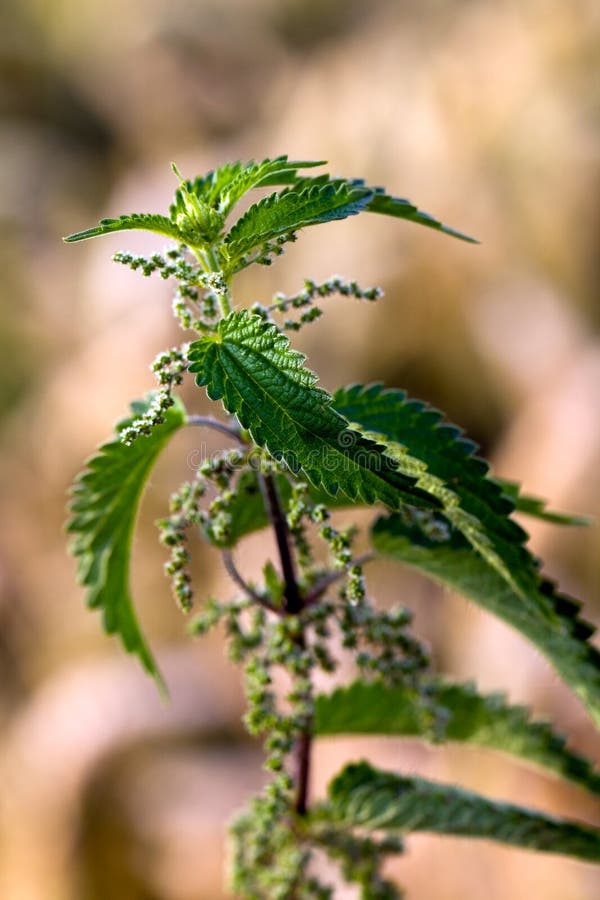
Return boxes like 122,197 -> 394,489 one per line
186,415 -> 246,445
305,553 -> 376,605
222,550 -> 281,614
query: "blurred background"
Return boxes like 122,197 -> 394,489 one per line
1,0 -> 599,897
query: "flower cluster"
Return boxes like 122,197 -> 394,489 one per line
119,347 -> 188,445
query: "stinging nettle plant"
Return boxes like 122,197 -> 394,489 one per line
65,156 -> 600,898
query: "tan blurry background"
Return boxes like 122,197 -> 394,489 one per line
1,1 -> 599,897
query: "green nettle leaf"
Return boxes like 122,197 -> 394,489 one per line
495,478 -> 591,526
322,762 -> 600,861
64,212 -> 183,244
314,680 -> 600,797
333,383 -> 530,601
286,174 -> 478,243
188,311 -> 440,512
365,188 -> 478,243
263,561 -> 285,606
330,384 -> 600,726
372,513 -> 600,727
171,156 -> 327,221
67,396 -> 187,683
223,182 -> 374,271
214,156 -> 328,216
202,467 -> 585,553
333,385 -> 588,527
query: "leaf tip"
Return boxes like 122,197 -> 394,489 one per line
170,161 -> 184,181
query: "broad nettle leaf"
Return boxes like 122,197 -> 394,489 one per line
321,762 -> 600,862
223,181 -> 374,271
331,384 -> 600,726
314,680 -> 600,797
285,174 -> 478,243
187,311 -> 439,513
67,395 -> 186,684
373,513 -> 600,726
204,464 -> 583,552
334,384 -> 527,594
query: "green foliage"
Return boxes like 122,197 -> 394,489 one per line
188,311 -> 440,511
496,478 -> 591,526
330,384 -> 600,724
204,470 -> 291,548
372,512 -> 600,727
65,155 -> 599,898
183,155 -> 328,218
287,174 -> 478,243
67,395 -> 186,683
364,187 -> 478,243
334,384 -> 527,597
201,465 -> 583,553
321,761 -> 600,861
223,181 -> 374,272
64,212 -> 183,244
65,156 -> 476,261
314,680 -> 600,796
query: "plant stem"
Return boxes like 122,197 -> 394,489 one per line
186,415 -> 246,444
259,471 -> 312,816
222,550 -> 282,614
293,729 -> 311,817
305,552 -> 376,605
259,472 -> 303,614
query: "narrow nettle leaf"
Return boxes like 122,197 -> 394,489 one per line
223,182 -> 374,270
188,311 -> 440,512
331,384 -> 600,726
287,174 -> 478,243
372,512 -> 600,727
64,213 -> 183,244
323,762 -> 600,861
263,561 -> 285,606
496,478 -> 592,526
67,395 -> 187,683
365,189 -> 478,243
314,680 -> 600,797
